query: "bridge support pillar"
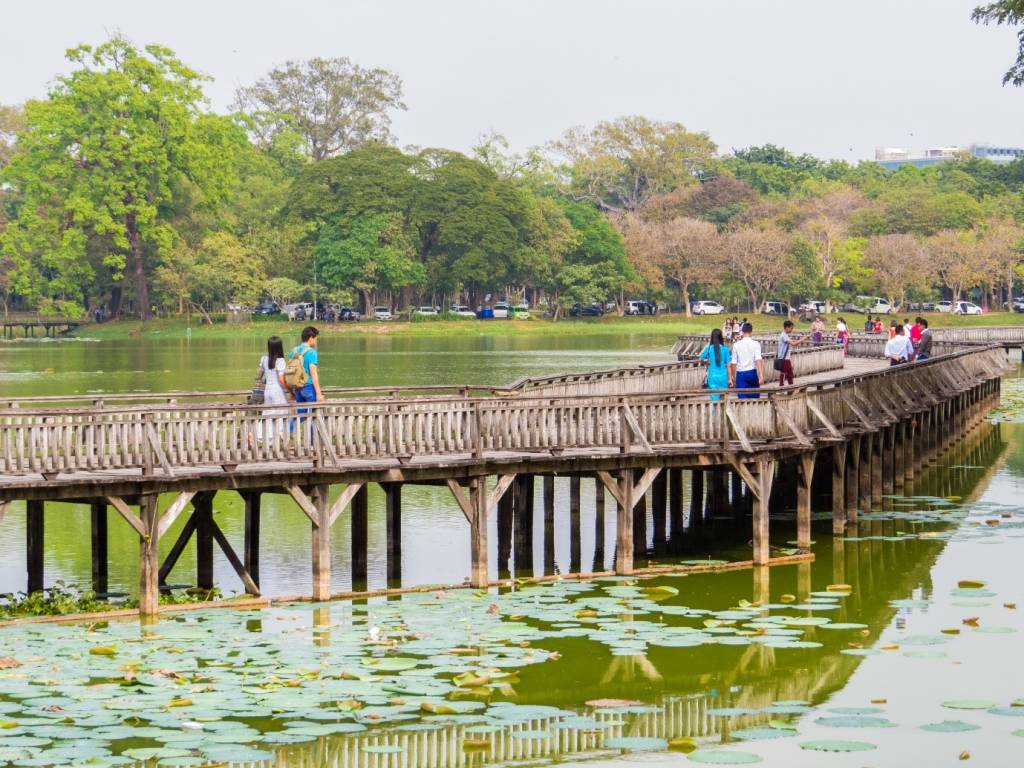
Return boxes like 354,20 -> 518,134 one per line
351,485 -> 368,590
904,419 -> 916,483
594,478 -> 606,569
881,428 -> 895,496
26,500 -> 44,594
470,479 -> 488,588
668,468 -> 683,537
90,501 -> 108,595
139,495 -> 159,616
871,431 -> 883,507
796,452 -> 815,548
651,470 -> 667,553
384,483 -> 402,585
614,470 -> 634,575
514,475 -> 534,575
893,422 -> 906,489
751,459 -> 775,565
568,476 -> 581,572
243,492 -> 261,589
689,470 -> 704,527
845,437 -> 860,525
543,476 -> 555,574
831,444 -> 847,535
497,482 -> 513,578
311,486 -> 331,600
194,492 -> 214,592
632,470 -> 647,558
859,435 -> 872,514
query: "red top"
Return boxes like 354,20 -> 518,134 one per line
910,324 -> 922,343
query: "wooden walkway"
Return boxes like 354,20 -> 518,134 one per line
0,334 -> 1011,614
1,314 -> 80,338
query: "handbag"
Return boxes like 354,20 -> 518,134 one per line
248,360 -> 267,405
772,357 -> 785,372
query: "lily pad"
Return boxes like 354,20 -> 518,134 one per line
688,750 -> 763,764
799,739 -> 877,752
942,699 -> 997,710
920,720 -> 981,732
603,737 -> 668,751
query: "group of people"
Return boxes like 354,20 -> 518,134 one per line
252,326 -> 324,444
699,320 -> 781,400
883,316 -> 933,365
720,316 -> 751,343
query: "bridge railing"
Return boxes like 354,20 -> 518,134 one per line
0,344 -> 1006,477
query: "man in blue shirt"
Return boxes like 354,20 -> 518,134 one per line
291,326 -> 323,405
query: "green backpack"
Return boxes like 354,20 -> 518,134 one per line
283,346 -> 311,389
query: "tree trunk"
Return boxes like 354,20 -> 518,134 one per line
682,284 -> 692,318
126,213 -> 151,321
109,286 -> 123,318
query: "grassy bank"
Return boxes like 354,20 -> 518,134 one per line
73,311 -> 1024,341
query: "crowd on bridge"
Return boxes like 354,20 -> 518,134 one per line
699,315 -> 936,399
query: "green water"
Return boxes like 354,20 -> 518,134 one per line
0,336 -> 1022,767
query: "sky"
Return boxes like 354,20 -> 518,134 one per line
1,0 -> 1021,162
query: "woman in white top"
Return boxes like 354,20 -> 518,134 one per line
257,336 -> 290,447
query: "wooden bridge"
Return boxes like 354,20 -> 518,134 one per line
1,313 -> 81,338
0,332 -> 1011,615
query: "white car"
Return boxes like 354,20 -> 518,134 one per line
413,306 -> 438,317
448,305 -> 477,318
856,296 -> 892,314
693,300 -> 725,315
492,302 -> 511,319
373,306 -> 393,321
935,301 -> 953,313
955,301 -> 983,315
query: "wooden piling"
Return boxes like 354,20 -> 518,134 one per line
569,476 -> 581,572
384,483 -> 402,585
497,482 -> 514,578
139,496 -> 159,616
831,443 -> 847,535
311,485 -> 331,600
351,485 -> 368,588
752,459 -> 775,565
615,470 -> 634,575
690,469 -> 704,527
469,479 -> 488,588
242,492 -> 261,589
594,477 -> 605,569
796,452 -> 815,548
632,469 -> 646,557
871,430 -> 883,507
651,469 -> 667,551
543,476 -> 555,574
668,468 -> 683,536
194,492 -> 214,591
90,501 -> 108,595
514,475 -> 534,574
26,500 -> 44,594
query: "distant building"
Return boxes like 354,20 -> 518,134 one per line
874,144 -> 1024,170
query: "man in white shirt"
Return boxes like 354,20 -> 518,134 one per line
884,325 -> 914,366
729,322 -> 763,399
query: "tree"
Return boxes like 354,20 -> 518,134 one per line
2,37 -> 236,319
927,230 -> 984,303
189,233 -> 266,313
862,234 -> 934,310
796,185 -> 867,310
264,277 -> 304,307
235,57 -> 405,160
625,217 -> 721,316
978,218 -> 1024,304
0,105 -> 24,169
551,116 -> 716,219
973,1 -> 1024,85
315,212 -> 423,311
723,225 -> 794,311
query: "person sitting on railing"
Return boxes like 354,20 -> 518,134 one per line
884,325 -> 915,366
699,328 -> 732,401
729,322 -> 763,399
915,318 -> 933,361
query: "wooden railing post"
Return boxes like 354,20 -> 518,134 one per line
473,402 -> 484,459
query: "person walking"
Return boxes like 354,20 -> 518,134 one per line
811,315 -> 825,346
729,322 -> 763,399
256,336 -> 290,447
915,318 -> 933,361
699,328 -> 732,400
863,314 -> 874,332
288,326 -> 323,404
884,325 -> 914,366
776,320 -> 806,386
836,316 -> 849,354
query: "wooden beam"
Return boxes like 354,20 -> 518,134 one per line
157,491 -> 197,539
314,414 -> 339,467
210,518 -> 260,595
487,474 -> 518,512
596,470 -> 625,509
725,406 -> 754,453
725,456 -> 760,499
285,485 -> 320,527
773,401 -> 811,446
841,395 -> 875,429
446,479 -> 475,524
106,496 -> 147,538
631,467 -> 662,502
620,404 -> 653,453
146,424 -> 174,476
158,514 -> 197,584
327,483 -> 365,527
805,399 -> 842,438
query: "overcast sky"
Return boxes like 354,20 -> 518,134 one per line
1,0 -> 1021,162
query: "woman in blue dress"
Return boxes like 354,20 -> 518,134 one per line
698,328 -> 732,400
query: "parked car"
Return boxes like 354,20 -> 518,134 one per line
625,300 -> 657,315
955,301 -> 983,315
373,306 -> 393,321
1012,299 -> 1024,313
569,303 -> 604,317
448,305 -> 477,318
288,302 -> 314,321
935,300 -> 954,313
799,300 -> 837,314
492,302 -> 511,319
511,303 -> 531,319
762,300 -> 793,316
252,302 -> 280,316
852,296 -> 892,314
693,300 -> 725,316
336,306 -> 360,321
413,306 -> 439,317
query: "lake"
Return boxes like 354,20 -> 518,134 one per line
0,333 -> 1021,767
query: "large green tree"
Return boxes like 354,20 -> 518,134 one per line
2,37 -> 236,318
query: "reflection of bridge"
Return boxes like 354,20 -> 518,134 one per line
0,332 -> 1010,615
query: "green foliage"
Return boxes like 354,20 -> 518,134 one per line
0,583 -> 123,618
972,0 -> 1024,86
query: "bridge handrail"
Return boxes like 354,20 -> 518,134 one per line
0,343 -> 1007,478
